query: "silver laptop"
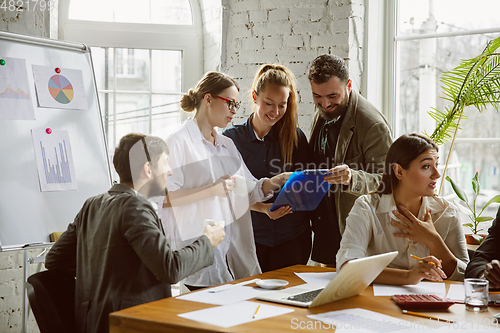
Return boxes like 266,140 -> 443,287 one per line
256,251 -> 398,308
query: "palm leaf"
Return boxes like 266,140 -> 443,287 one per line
429,37 -> 500,145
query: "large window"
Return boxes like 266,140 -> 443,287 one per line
60,0 -> 202,165
92,48 -> 182,149
69,0 -> 192,25
393,0 -> 500,223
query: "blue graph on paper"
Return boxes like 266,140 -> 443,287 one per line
40,140 -> 72,184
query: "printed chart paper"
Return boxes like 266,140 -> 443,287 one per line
308,308 -> 500,333
32,65 -> 88,110
308,308 -> 418,333
32,129 -> 78,191
0,57 -> 35,120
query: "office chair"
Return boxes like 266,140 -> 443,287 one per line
27,269 -> 77,333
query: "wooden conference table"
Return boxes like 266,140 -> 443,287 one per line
109,265 -> 499,332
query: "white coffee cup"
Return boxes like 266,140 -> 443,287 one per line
233,175 -> 257,197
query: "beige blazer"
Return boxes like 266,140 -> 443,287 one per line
310,90 -> 393,265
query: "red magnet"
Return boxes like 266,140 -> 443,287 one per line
46,128 -> 52,134
55,68 -> 61,73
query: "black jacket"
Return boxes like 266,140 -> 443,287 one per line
45,184 -> 214,333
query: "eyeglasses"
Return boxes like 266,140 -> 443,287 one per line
215,95 -> 241,111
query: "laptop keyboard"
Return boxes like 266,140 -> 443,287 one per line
287,288 -> 323,303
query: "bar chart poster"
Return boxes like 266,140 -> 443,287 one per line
31,128 -> 78,192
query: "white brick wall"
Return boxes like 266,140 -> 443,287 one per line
0,6 -> 50,38
220,0 -> 365,135
0,249 -> 45,333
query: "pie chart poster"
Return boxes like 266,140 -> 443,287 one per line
32,65 -> 88,110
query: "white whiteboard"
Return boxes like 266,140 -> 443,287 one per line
0,32 -> 112,250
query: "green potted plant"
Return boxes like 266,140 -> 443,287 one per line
446,172 -> 500,244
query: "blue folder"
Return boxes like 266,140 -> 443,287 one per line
270,169 -> 332,212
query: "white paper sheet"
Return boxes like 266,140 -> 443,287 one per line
446,284 -> 500,304
306,308 -> 500,333
32,65 -> 88,110
32,128 -> 78,192
373,281 -> 446,297
446,284 -> 465,301
178,301 -> 294,328
0,57 -> 35,120
176,285 -> 272,305
295,272 -> 337,287
308,308 -> 426,332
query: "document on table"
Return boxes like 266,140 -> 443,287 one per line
309,308 -> 500,333
446,284 -> 464,301
308,308 -> 429,332
295,272 -> 337,287
447,284 -> 500,303
178,301 -> 294,328
373,281 -> 446,297
176,285 -> 272,305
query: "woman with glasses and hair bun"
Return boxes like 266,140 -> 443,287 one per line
223,64 -> 311,272
157,71 -> 290,290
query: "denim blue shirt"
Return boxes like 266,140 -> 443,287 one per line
223,115 -> 311,247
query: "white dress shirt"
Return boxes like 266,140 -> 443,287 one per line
337,193 -> 469,281
157,118 -> 271,286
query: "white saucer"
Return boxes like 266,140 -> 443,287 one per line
256,279 -> 289,290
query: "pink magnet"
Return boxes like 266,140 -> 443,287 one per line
46,128 -> 52,134
55,68 -> 61,73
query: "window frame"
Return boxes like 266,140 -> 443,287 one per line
374,1 -> 500,139
58,0 -> 203,147
365,1 -> 500,136
367,1 -> 500,223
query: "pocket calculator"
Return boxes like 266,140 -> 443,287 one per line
391,294 -> 455,309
